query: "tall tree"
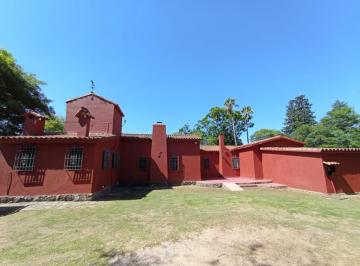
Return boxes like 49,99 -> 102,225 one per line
224,98 -> 239,145
194,106 -> 245,145
283,95 -> 316,135
250,129 -> 282,142
320,100 -> 360,131
190,100 -> 254,145
304,100 -> 360,147
0,49 -> 54,135
241,106 -> 254,143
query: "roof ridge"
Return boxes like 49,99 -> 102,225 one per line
66,93 -> 125,116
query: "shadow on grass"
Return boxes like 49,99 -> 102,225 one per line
98,186 -> 174,201
0,205 -> 27,217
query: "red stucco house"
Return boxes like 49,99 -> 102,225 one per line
1,92 -> 359,200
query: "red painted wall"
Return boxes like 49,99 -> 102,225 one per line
91,138 -> 120,192
200,150 -> 220,179
262,151 -> 329,193
218,135 -> 240,177
150,124 -> 168,184
239,150 -> 253,178
0,142 -> 96,196
239,139 -> 304,179
119,138 -> 151,185
65,95 -> 123,136
167,139 -> 201,185
322,152 -> 360,193
23,115 -> 45,136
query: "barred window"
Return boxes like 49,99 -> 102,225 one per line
112,152 -> 120,169
169,156 -> 179,171
64,147 -> 83,170
138,157 -> 148,171
203,158 -> 210,169
102,150 -> 110,169
232,157 -> 240,169
13,145 -> 36,171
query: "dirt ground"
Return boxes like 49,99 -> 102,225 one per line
110,224 -> 348,266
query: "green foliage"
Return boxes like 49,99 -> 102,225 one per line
320,100 -> 360,131
291,124 -> 315,142
303,101 -> 360,147
250,129 -> 282,142
178,99 -> 254,145
283,95 -> 316,135
241,106 -> 254,144
44,116 -> 65,133
0,49 -> 54,135
195,106 -> 240,145
177,124 -> 192,135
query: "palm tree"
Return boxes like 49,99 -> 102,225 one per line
224,98 -> 238,146
241,106 -> 254,144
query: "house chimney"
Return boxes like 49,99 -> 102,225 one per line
23,111 -> 46,136
218,134 -> 233,177
150,123 -> 168,184
75,107 -> 94,137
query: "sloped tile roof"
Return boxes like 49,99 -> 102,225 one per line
0,134 -> 117,142
122,133 -> 201,140
260,147 -> 360,153
66,93 -> 125,116
200,145 -> 237,152
232,135 -> 304,151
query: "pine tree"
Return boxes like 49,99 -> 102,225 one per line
283,95 -> 316,135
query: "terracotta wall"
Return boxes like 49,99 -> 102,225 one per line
167,140 -> 201,185
150,124 -> 168,184
200,150 -> 220,179
119,138 -> 151,185
0,142 -> 95,196
262,151 -> 329,193
239,150 -> 258,179
23,115 -> 45,136
238,139 -> 304,179
91,138 -> 120,192
322,152 -> 360,193
65,95 -> 123,136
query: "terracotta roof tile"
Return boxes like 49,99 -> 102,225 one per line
232,135 -> 304,151
0,134 -> 117,142
200,145 -> 238,152
121,133 -> 201,140
260,147 -> 360,153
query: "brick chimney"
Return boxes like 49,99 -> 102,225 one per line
150,122 -> 168,184
218,134 -> 233,177
75,107 -> 94,137
23,111 -> 46,136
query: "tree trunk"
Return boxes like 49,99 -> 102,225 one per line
246,129 -> 249,144
231,119 -> 237,146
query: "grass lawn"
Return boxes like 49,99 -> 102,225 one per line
0,187 -> 359,265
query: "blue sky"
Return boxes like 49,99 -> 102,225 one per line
1,0 -> 360,141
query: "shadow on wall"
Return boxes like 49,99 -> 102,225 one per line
150,155 -> 168,185
71,169 -> 93,184
22,169 -> 46,186
328,172 -> 356,194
